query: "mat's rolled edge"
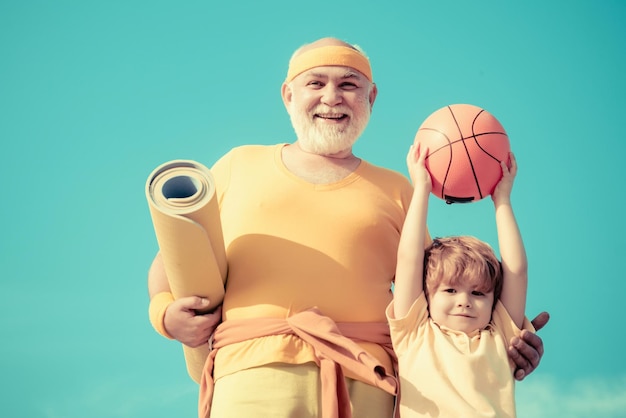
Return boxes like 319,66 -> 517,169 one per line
145,159 -> 227,382
146,160 -> 227,278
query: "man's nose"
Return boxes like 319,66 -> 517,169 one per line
321,85 -> 343,106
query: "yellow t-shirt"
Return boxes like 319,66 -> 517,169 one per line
210,144 -> 422,381
387,293 -> 535,418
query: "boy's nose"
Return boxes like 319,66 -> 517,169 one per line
457,295 -> 471,307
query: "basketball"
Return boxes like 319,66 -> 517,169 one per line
413,104 -> 510,204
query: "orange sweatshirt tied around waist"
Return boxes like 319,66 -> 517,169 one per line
198,308 -> 398,418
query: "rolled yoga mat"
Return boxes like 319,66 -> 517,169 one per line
146,159 -> 227,383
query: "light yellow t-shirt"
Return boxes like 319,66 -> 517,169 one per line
210,144 -> 427,381
387,293 -> 534,418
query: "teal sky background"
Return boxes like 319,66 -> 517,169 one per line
1,1 -> 625,417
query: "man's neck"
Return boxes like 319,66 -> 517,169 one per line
281,142 -> 361,184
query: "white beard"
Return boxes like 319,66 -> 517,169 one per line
289,99 -> 371,155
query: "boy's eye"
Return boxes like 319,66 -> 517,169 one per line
443,288 -> 456,294
472,291 -> 485,296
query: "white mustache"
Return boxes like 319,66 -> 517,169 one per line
312,106 -> 351,117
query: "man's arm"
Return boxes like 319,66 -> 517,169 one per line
148,252 -> 221,347
510,311 -> 549,380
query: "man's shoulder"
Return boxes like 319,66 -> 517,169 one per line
360,159 -> 410,186
212,143 -> 282,172
219,143 -> 283,164
228,143 -> 281,155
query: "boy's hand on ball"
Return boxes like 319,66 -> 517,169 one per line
492,152 -> 517,205
407,143 -> 432,195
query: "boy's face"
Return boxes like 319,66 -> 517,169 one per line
427,279 -> 495,334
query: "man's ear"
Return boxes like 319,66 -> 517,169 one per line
281,82 -> 292,110
369,83 -> 378,110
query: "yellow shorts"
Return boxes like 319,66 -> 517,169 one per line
210,362 -> 395,418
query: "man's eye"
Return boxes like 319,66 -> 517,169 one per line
308,81 -> 323,87
340,82 -> 357,90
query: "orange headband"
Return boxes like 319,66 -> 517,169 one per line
285,45 -> 373,83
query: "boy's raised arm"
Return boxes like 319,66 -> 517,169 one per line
493,152 -> 528,328
393,144 -> 432,318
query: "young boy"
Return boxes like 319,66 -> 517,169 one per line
386,144 -> 534,417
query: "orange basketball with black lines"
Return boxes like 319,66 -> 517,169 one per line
413,104 -> 510,204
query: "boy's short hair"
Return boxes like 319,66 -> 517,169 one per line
423,236 -> 503,310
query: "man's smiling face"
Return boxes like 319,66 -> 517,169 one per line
284,65 -> 374,156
